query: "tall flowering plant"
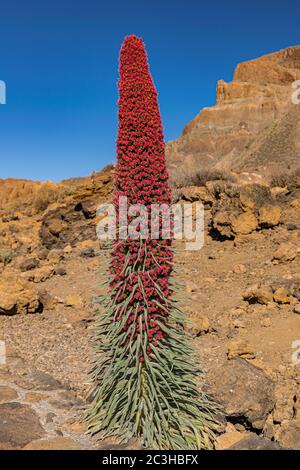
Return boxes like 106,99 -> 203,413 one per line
86,35 -> 218,449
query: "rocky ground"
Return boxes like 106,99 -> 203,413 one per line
0,168 -> 300,450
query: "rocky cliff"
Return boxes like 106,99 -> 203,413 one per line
166,46 -> 300,183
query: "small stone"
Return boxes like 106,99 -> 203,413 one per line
24,392 -> 46,403
232,318 -> 246,328
273,287 -> 292,304
234,423 -> 246,432
272,242 -> 298,263
215,430 -> 248,450
37,248 -> 49,260
0,386 -> 18,403
293,304 -> 300,314
45,412 -> 56,424
184,314 -> 210,336
185,282 -> 198,293
233,264 -> 247,274
64,295 -> 84,309
0,274 -> 43,315
19,258 -> 40,272
80,247 -> 95,258
63,245 -> 72,254
65,310 -> 91,324
47,249 -> 64,264
261,317 -> 271,327
54,266 -> 66,276
287,223 -> 298,231
32,266 -> 54,283
227,339 -> 255,360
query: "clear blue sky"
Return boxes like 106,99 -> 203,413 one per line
0,0 -> 299,181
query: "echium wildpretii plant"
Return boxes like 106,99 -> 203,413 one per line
86,35 -> 219,449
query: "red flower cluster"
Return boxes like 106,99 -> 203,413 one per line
110,35 -> 173,356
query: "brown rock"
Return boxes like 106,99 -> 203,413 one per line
181,186 -> 214,205
273,287 -> 293,304
47,249 -> 65,264
294,304 -> 300,314
231,211 -> 258,235
64,295 -> 84,309
208,358 -> 275,429
0,274 -> 42,315
0,386 -> 18,403
243,284 -> 273,305
166,46 -> 300,181
258,205 -> 281,227
26,369 -> 64,392
278,421 -> 300,450
228,434 -> 281,450
23,436 -> 81,450
273,383 -> 297,424
272,242 -> 298,263
24,392 -> 47,403
0,402 -> 45,448
215,430 -> 248,450
290,197 -> 300,208
212,210 -> 233,239
63,244 -> 73,254
233,263 -> 247,274
32,266 -> 54,283
227,339 -> 255,360
184,314 -> 210,336
19,258 -> 39,272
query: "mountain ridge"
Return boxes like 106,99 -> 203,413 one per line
166,45 -> 300,183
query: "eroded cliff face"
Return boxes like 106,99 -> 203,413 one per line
166,46 -> 300,183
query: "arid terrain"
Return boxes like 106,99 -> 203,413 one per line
0,46 -> 300,450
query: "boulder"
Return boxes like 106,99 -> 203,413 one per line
232,211 -> 258,235
208,358 -> 275,430
272,242 -> 298,263
243,284 -> 273,305
181,186 -> 214,205
258,205 -> 281,228
0,274 -> 43,315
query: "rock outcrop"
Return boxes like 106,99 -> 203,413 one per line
167,46 -> 300,183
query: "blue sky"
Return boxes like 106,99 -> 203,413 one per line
0,0 -> 299,181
